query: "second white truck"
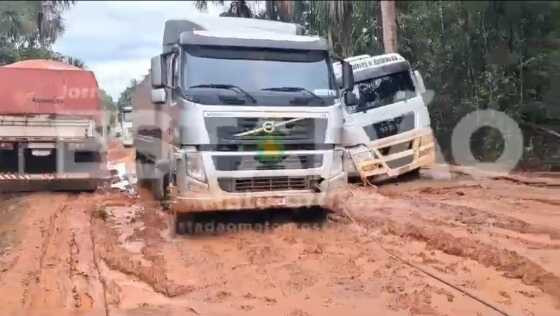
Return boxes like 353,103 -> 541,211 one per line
334,54 -> 436,182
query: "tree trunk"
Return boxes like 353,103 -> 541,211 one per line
265,1 -> 278,20
277,0 -> 294,22
380,0 -> 397,53
341,1 -> 353,57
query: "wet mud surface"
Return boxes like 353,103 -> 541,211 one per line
1,146 -> 560,315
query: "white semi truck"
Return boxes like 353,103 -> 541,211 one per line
334,54 -> 436,182
134,17 -> 357,233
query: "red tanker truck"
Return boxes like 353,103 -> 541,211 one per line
0,59 -> 108,191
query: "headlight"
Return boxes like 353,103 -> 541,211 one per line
184,147 -> 206,182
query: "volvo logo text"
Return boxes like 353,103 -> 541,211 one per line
262,121 -> 276,134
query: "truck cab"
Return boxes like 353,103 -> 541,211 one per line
135,17 -> 354,227
334,54 -> 436,182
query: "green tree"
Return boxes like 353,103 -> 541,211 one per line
194,0 -> 253,18
0,1 -> 74,65
394,1 -> 560,163
98,89 -> 117,130
117,79 -> 139,111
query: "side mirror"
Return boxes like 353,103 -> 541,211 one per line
151,55 -> 165,88
341,61 -> 354,91
151,88 -> 166,104
343,91 -> 359,106
414,70 -> 426,95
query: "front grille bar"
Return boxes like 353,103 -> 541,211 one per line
218,176 -> 321,193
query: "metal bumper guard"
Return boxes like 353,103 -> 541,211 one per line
349,128 -> 436,182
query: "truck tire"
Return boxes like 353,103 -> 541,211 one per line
152,173 -> 169,201
402,168 -> 421,180
135,153 -> 153,189
175,213 -> 194,236
168,212 -> 177,239
135,158 -> 148,188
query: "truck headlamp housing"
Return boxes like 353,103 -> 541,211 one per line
184,147 -> 206,183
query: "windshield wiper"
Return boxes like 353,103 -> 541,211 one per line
189,84 -> 257,104
261,87 -> 326,105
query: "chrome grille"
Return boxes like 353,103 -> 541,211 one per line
205,117 -> 327,145
364,112 -> 415,140
213,154 -> 323,171
218,176 -> 321,193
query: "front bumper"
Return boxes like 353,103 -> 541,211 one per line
169,171 -> 346,213
345,128 -> 436,181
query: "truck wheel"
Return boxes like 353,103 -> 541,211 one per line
136,155 -> 152,188
168,212 -> 177,239
152,173 -> 169,201
176,214 -> 194,235
402,168 -> 421,180
177,221 -> 187,235
135,159 -> 146,188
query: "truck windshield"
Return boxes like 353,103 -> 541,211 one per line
182,45 -> 337,106
350,71 -> 416,113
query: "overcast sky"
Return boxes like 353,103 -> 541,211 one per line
53,1 -> 228,101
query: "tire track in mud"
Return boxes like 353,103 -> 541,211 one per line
89,211 -> 110,316
22,195 -> 69,309
336,186 -> 560,308
379,179 -> 560,241
380,218 -> 560,307
0,193 -> 109,316
90,199 -> 194,303
408,198 -> 560,240
491,175 -> 560,188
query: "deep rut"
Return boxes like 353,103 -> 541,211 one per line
0,193 -> 108,316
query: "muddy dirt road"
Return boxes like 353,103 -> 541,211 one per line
1,146 -> 560,315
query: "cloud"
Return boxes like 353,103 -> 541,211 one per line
53,1 -> 226,100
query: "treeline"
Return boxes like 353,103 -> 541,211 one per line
0,1 -> 81,66
190,1 -> 560,168
0,1 -> 118,129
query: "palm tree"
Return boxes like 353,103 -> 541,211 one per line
37,1 -> 73,46
326,1 -> 353,57
220,1 -> 253,18
305,1 -> 354,57
277,0 -> 294,22
0,1 -> 73,64
194,0 -> 253,18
